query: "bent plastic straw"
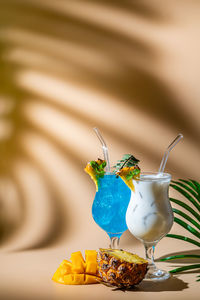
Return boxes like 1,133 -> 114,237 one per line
93,127 -> 111,173
159,133 -> 183,173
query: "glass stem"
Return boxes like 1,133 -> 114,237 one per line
144,244 -> 157,272
110,237 -> 120,249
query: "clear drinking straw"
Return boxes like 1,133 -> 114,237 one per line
93,127 -> 111,173
159,133 -> 183,173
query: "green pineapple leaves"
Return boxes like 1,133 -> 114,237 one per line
113,154 -> 140,173
161,179 -> 200,281
113,154 -> 140,180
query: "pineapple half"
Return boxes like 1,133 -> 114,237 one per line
97,249 -> 148,288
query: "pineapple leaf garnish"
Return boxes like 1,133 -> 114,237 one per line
113,154 -> 140,174
160,179 -> 200,282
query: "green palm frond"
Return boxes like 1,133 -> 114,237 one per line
179,179 -> 198,192
166,234 -> 200,247
161,179 -> 200,282
170,183 -> 200,211
172,208 -> 200,231
172,180 -> 200,204
173,217 -> 200,239
160,254 -> 200,261
170,198 -> 200,222
191,180 -> 200,194
169,264 -> 200,274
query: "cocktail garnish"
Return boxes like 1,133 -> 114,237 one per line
84,159 -> 106,191
125,168 -> 140,180
116,166 -> 140,191
113,154 -> 139,172
113,154 -> 140,191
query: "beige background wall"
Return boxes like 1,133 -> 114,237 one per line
0,0 -> 199,256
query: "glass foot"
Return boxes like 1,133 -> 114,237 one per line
144,244 -> 171,281
145,268 -> 171,281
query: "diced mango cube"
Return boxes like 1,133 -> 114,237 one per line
85,250 -> 97,261
52,268 -> 65,284
59,260 -> 72,275
64,274 -> 85,285
52,250 -> 99,285
70,251 -> 85,273
84,274 -> 99,284
85,262 -> 97,275
85,250 -> 97,274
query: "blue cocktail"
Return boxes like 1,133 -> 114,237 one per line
92,173 -> 131,248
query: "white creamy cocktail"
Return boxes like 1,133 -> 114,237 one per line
126,172 -> 173,244
126,172 -> 174,281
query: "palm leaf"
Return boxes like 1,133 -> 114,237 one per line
179,179 -> 199,192
166,234 -> 200,247
172,208 -> 200,231
170,198 -> 200,222
160,254 -> 200,261
191,180 -> 200,193
172,180 -> 200,204
162,179 -> 200,282
169,264 -> 200,273
170,184 -> 200,212
173,217 -> 200,239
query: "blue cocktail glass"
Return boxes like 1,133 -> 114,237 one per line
92,173 -> 131,248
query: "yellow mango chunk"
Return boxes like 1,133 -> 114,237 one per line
59,260 -> 73,275
86,262 -> 97,275
52,268 -> 65,284
85,250 -> 97,261
85,250 -> 98,275
84,274 -> 99,284
64,274 -> 85,285
52,260 -> 72,283
63,274 -> 99,285
70,251 -> 85,274
52,250 -> 99,285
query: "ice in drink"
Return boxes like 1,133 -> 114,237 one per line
126,173 -> 173,245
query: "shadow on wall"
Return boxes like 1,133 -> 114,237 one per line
0,0 -> 199,250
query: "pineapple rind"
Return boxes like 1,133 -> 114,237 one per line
99,249 -> 148,264
84,163 -> 99,191
98,249 -> 148,288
